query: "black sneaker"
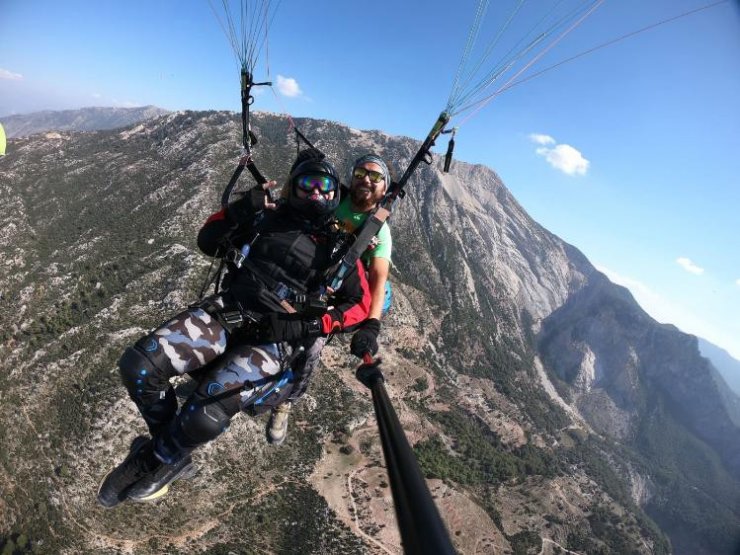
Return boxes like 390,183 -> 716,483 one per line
127,454 -> 196,502
97,436 -> 154,508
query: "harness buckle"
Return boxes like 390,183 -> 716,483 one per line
220,310 -> 244,326
225,247 -> 247,269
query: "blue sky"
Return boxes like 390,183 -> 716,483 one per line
2,0 -> 739,359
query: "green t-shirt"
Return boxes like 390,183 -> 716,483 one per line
335,197 -> 392,263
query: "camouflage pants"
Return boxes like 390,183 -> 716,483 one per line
118,296 -> 287,460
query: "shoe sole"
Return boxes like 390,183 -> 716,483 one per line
130,462 -> 198,503
136,484 -> 170,501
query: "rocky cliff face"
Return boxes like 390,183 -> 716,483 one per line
538,274 -> 740,554
1,109 -> 739,554
700,337 -> 740,397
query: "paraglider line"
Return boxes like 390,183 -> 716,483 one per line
454,0 -> 729,125
455,0 -> 605,125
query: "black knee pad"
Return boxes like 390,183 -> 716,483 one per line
118,340 -> 178,435
118,342 -> 173,401
168,376 -> 244,449
176,400 -> 232,448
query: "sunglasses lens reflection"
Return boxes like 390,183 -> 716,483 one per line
353,167 -> 384,183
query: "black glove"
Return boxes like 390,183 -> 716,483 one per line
350,318 -> 381,358
228,187 -> 269,222
260,313 -> 322,343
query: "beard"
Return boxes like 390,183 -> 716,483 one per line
350,184 -> 379,210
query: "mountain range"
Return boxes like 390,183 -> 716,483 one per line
0,105 -> 169,138
1,107 -> 739,554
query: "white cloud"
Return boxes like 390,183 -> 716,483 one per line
535,143 -> 590,175
92,93 -> 102,99
529,133 -> 589,175
529,133 -> 555,145
735,279 -> 740,287
276,75 -> 302,98
0,68 -> 24,81
676,257 -> 704,275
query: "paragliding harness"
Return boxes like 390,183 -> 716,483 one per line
192,216 -> 335,417
192,211 -> 347,416
197,214 -> 336,321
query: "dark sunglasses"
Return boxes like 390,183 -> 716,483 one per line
352,167 -> 385,184
295,174 -> 337,193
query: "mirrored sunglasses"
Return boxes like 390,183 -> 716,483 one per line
295,174 -> 337,193
352,167 -> 385,184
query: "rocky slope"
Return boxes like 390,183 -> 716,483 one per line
1,110 -> 739,554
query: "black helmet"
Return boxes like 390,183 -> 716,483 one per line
289,147 -> 325,173
287,159 -> 341,217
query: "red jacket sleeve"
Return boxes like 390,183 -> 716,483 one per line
320,260 -> 371,334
